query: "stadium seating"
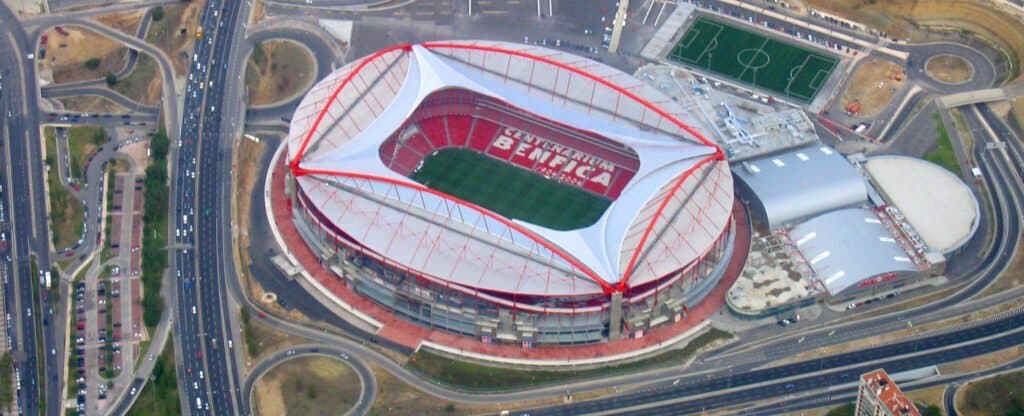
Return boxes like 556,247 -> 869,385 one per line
444,115 -> 474,145
401,132 -> 437,157
380,88 -> 644,198
417,117 -> 450,146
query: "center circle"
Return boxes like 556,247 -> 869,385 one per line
737,48 -> 771,70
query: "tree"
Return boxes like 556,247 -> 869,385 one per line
149,129 -> 169,161
45,155 -> 55,167
105,74 -> 118,87
922,404 -> 941,416
85,58 -> 101,70
92,129 -> 106,145
151,6 -> 165,21
826,403 -> 855,416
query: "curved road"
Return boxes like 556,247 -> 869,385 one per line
41,84 -> 158,113
243,20 -> 340,122
242,344 -> 377,416
33,18 -> 180,141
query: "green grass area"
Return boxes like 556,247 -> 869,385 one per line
126,336 -> 179,416
960,368 -> 1024,416
112,54 -> 158,105
409,148 -> 611,231
406,328 -> 732,390
668,16 -> 839,103
67,125 -> 107,181
0,352 -> 12,409
141,129 -> 170,330
923,112 -> 962,176
44,127 -> 86,249
826,403 -> 854,416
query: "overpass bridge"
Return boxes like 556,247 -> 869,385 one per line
939,83 -> 1024,109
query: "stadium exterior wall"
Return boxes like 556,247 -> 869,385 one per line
290,179 -> 735,345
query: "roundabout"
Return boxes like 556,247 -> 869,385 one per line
245,345 -> 376,416
925,53 -> 975,85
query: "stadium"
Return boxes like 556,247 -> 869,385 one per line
283,40 -> 737,346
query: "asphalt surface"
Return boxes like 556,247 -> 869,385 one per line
26,17 -> 181,144
0,3 -> 61,414
169,0 -> 249,414
41,85 -> 158,114
0,0 -> 1020,415
232,1 -> 1024,415
242,345 -> 377,416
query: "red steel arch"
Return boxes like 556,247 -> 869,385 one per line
289,41 -> 730,294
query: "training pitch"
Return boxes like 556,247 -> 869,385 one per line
669,16 -> 839,103
410,148 -> 611,231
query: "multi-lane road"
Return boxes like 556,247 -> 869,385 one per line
171,0 -> 248,414
0,3 -> 64,414
1,0 -> 1024,415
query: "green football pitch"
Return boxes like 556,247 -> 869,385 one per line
409,148 -> 611,231
668,16 -> 839,103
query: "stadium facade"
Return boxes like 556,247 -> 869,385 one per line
284,41 -> 737,346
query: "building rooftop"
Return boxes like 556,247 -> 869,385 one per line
860,369 -> 921,416
790,208 -> 918,294
733,144 -> 867,229
864,156 -> 979,253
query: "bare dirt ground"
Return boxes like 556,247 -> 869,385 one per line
118,141 -> 151,175
254,356 -> 360,416
802,0 -> 1024,81
243,317 -> 308,365
145,2 -> 202,77
56,96 -> 130,114
92,10 -> 144,36
42,27 -> 128,84
367,363 -> 616,416
245,40 -> 317,106
905,385 -> 947,409
841,59 -> 905,118
925,54 -> 974,84
2,0 -> 44,17
958,368 -> 1024,416
112,55 -> 162,106
251,0 -> 267,25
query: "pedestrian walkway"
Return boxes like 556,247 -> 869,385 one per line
269,157 -> 752,363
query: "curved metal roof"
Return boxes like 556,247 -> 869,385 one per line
733,144 -> 867,229
287,41 -> 733,296
791,208 -> 918,294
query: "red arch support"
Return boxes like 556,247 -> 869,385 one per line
291,165 -> 617,294
290,41 -> 731,294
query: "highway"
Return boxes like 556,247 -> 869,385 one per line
0,2 -> 63,414
0,1 -> 1020,415
169,0 -> 249,414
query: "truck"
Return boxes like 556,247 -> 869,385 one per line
195,27 -> 203,39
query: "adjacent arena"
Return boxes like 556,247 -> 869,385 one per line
283,41 -> 737,346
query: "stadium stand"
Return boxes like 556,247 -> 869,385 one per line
379,88 -> 643,199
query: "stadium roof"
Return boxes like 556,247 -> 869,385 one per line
287,41 -> 733,297
733,144 -> 867,229
864,156 -> 979,253
790,208 -> 917,295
